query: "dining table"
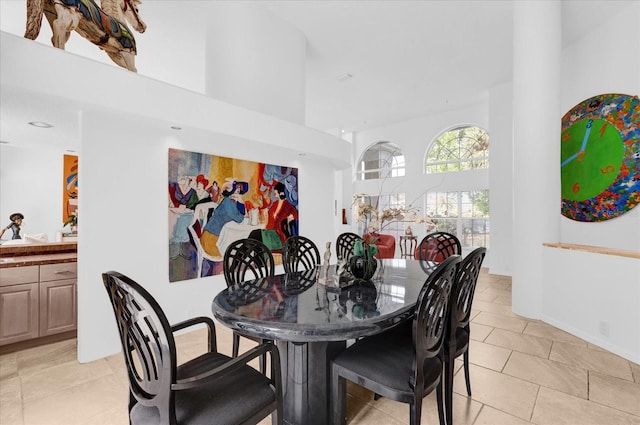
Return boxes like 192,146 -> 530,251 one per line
212,258 -> 438,425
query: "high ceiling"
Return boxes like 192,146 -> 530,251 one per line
263,0 -> 515,133
0,0 -> 632,152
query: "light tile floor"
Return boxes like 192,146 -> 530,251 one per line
1,270 -> 639,425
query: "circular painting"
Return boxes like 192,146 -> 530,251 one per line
560,93 -> 640,222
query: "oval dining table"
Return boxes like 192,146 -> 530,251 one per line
212,258 -> 437,425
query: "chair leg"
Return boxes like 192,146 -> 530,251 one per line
410,396 -> 423,425
463,350 -> 472,396
331,369 -> 347,425
445,357 -> 454,425
260,352 -> 266,374
232,332 -> 240,357
436,380 -> 445,425
271,404 -> 282,425
128,390 -> 136,425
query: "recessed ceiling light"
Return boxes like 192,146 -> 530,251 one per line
336,73 -> 353,82
28,121 -> 53,128
171,126 -> 182,130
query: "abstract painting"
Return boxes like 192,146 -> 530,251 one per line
168,148 -> 299,282
63,154 -> 78,226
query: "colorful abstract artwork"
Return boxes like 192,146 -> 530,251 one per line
168,148 -> 299,282
63,155 -> 78,225
560,93 -> 640,222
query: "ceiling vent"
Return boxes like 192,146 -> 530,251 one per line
336,73 -> 353,82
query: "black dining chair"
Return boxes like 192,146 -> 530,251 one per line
282,235 -> 321,273
223,238 -> 275,372
102,271 -> 283,425
331,255 -> 461,425
336,232 -> 363,262
444,247 -> 486,425
414,231 -> 462,262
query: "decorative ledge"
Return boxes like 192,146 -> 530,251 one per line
543,243 -> 640,260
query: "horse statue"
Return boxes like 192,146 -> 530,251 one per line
24,0 -> 146,72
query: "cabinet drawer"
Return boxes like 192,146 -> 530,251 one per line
0,266 -> 39,287
40,263 -> 77,282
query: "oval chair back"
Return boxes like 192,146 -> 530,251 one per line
222,238 -> 274,372
282,235 -> 321,273
415,231 -> 461,262
336,232 -> 363,262
102,271 -> 176,424
223,238 -> 275,286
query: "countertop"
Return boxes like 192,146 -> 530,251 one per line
0,242 -> 77,268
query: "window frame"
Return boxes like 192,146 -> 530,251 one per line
356,141 -> 406,181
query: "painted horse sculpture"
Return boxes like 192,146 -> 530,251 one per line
24,0 -> 146,72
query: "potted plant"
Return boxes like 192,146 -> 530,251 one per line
63,211 -> 78,233
350,239 -> 379,280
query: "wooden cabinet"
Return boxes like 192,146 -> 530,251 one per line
0,260 -> 77,346
39,263 -> 78,336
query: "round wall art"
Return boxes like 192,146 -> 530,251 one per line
560,93 -> 640,222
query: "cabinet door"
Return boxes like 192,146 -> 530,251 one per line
39,279 -> 77,336
0,283 -> 39,345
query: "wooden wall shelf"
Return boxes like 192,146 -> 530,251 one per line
543,243 -> 640,260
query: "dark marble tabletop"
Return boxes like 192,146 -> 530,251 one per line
212,258 -> 438,342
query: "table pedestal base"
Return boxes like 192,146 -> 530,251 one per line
276,340 -> 346,425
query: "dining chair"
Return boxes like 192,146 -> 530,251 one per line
414,231 -> 462,262
102,271 -> 283,425
223,238 -> 275,372
186,201 -> 218,277
336,232 -> 363,262
331,255 -> 461,425
444,247 -> 486,425
282,235 -> 321,273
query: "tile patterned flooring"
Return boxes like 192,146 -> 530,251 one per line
1,270 -> 639,425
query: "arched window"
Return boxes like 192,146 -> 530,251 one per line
425,126 -> 489,173
357,141 -> 405,180
424,125 -> 490,249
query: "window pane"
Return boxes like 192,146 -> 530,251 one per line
425,126 -> 489,174
357,141 -> 405,181
425,190 -> 490,249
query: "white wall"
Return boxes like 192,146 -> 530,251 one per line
543,2 -> 640,362
543,248 -> 640,363
0,146 -> 71,240
487,82 -> 513,276
205,2 -> 306,124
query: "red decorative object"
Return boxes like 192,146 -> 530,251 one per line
364,232 -> 396,259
